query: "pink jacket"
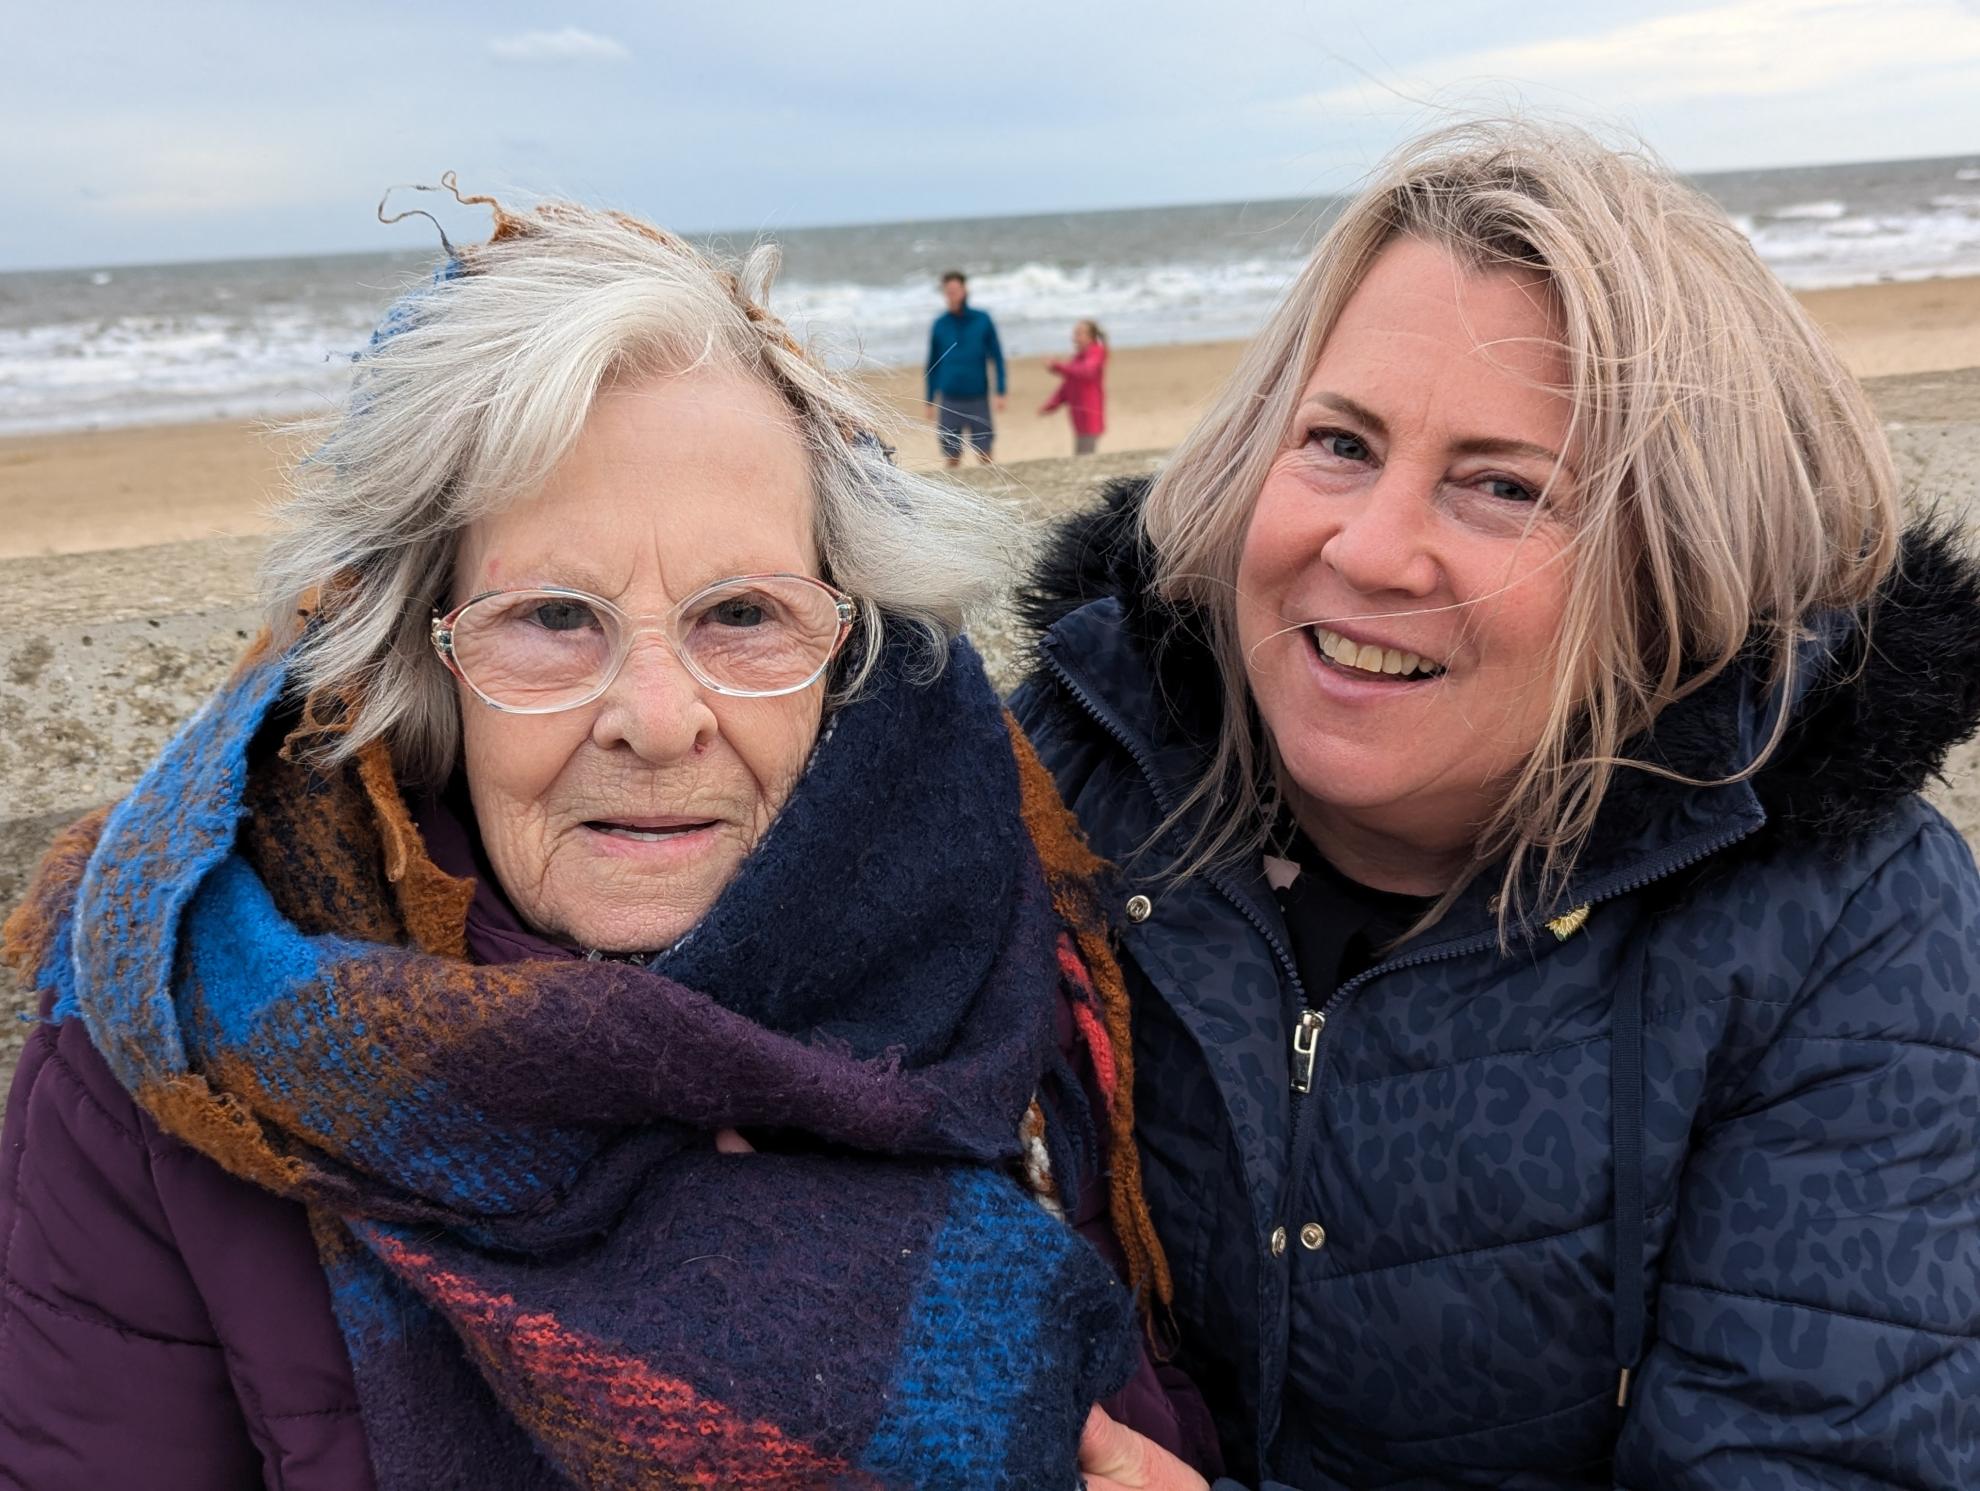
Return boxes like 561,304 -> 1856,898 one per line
1041,343 -> 1107,436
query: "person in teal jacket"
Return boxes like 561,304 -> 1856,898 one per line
1016,117 -> 1980,1491
925,269 -> 1007,467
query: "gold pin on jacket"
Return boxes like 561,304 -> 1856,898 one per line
1546,905 -> 1592,941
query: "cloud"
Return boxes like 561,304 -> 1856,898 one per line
1287,0 -> 1980,116
486,27 -> 631,65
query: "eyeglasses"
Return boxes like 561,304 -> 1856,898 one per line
431,573 -> 857,714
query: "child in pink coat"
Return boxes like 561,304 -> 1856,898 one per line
1041,319 -> 1107,455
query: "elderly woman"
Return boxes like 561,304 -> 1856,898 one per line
1020,122 -> 1980,1491
0,199 -> 1207,1489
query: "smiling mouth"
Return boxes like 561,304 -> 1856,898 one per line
585,819 -> 718,843
1308,626 -> 1447,681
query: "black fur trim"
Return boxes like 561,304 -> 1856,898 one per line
1012,475 -> 1162,640
1757,514 -> 1980,848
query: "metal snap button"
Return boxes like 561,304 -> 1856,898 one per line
1125,894 -> 1153,923
1299,1222 -> 1327,1251
1269,1226 -> 1287,1257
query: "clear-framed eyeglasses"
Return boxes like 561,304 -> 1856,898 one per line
430,573 -> 858,714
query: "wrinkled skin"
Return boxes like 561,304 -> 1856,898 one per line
453,368 -> 826,952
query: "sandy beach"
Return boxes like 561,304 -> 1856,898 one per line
1,276 -> 1976,560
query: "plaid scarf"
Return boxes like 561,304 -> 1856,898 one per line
5,634 -> 1154,1489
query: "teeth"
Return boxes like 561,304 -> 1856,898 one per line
1313,628 -> 1441,678
598,824 -> 691,842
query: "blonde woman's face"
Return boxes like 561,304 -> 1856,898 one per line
1235,237 -> 1576,870
452,369 -> 825,953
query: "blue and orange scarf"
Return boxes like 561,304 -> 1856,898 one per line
5,632 -> 1163,1489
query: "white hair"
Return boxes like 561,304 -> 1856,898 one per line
262,197 -> 1012,785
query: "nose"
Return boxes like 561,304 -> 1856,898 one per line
1319,462 -> 1442,599
589,631 -> 718,762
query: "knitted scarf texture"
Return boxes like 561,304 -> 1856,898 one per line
5,633 -> 1147,1489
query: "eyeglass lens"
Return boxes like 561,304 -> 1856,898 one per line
449,577 -> 843,707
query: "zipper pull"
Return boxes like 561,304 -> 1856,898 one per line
1291,1008 -> 1326,1094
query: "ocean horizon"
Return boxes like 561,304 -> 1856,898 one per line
3,152 -> 1978,437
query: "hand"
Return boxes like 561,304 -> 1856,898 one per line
923,402 -> 935,423
714,1128 -> 754,1154
1079,1406 -> 1208,1491
995,395 -> 1009,413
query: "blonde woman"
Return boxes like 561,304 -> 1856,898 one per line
1018,120 -> 1980,1490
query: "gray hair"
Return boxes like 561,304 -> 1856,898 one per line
262,197 -> 1012,785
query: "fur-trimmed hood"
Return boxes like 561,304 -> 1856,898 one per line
1016,475 -> 1980,853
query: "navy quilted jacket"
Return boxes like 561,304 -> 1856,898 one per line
1011,479 -> 1980,1490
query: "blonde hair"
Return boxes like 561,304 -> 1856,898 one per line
262,193 -> 1010,786
1140,118 -> 1899,936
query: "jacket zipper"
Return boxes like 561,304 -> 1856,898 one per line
1290,1008 -> 1325,1094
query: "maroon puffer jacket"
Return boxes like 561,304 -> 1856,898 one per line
1,1004 -> 375,1489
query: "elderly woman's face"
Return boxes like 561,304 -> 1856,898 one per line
452,368 -> 825,952
1235,237 -> 1575,873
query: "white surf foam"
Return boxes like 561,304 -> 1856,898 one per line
7,161 -> 1980,436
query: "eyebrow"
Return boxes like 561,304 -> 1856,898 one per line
497,564 -> 630,599
1302,390 -> 1575,477
483,558 -> 814,602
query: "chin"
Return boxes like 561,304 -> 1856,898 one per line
568,914 -> 701,955
578,891 -> 712,946
1289,778 -> 1420,818
542,852 -> 741,952
1277,734 -> 1414,810
541,882 -> 717,955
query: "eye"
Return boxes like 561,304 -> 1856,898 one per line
1479,475 -> 1539,503
706,596 -> 768,628
530,598 -> 600,632
1308,428 -> 1372,463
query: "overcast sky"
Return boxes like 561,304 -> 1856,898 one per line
5,0 -> 1978,271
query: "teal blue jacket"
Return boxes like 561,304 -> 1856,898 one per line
925,304 -> 1006,401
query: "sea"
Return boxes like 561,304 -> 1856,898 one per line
3,153 -> 1978,437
